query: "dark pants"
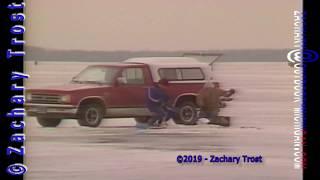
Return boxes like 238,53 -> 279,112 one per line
198,109 -> 230,126
148,106 -> 176,126
198,110 -> 218,122
148,107 -> 166,126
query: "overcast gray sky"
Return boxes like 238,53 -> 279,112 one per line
26,0 -> 301,51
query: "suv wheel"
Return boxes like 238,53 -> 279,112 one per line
78,103 -> 104,127
174,101 -> 198,125
37,117 -> 62,127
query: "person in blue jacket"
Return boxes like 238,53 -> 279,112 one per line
146,79 -> 173,127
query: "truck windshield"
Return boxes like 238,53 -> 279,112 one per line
72,66 -> 119,84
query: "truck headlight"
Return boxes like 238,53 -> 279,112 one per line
60,95 -> 71,103
26,93 -> 32,101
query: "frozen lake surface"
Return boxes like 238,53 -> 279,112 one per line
25,61 -> 301,180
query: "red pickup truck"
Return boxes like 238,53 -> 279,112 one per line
26,57 -> 216,127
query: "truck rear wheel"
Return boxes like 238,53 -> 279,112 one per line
37,117 -> 62,127
78,103 -> 104,127
173,101 -> 198,125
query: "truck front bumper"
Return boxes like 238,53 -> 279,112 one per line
25,103 -> 78,118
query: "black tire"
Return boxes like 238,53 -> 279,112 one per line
173,101 -> 198,125
37,117 -> 62,127
78,103 -> 104,127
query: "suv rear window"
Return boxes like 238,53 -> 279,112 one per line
159,68 -> 204,81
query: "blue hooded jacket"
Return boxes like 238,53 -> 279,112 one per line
146,86 -> 169,111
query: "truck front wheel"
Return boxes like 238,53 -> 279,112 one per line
78,103 -> 104,127
173,101 -> 198,125
37,117 -> 62,127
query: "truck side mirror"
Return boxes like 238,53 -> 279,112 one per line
116,77 -> 127,85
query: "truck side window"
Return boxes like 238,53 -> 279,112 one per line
181,68 -> 204,80
159,68 -> 204,81
159,69 -> 181,80
122,68 -> 145,85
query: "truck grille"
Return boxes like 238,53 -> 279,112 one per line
31,94 -> 61,104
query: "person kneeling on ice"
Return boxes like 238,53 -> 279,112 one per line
146,79 -> 174,128
196,81 -> 235,127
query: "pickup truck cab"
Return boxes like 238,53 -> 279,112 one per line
26,57 -> 213,127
